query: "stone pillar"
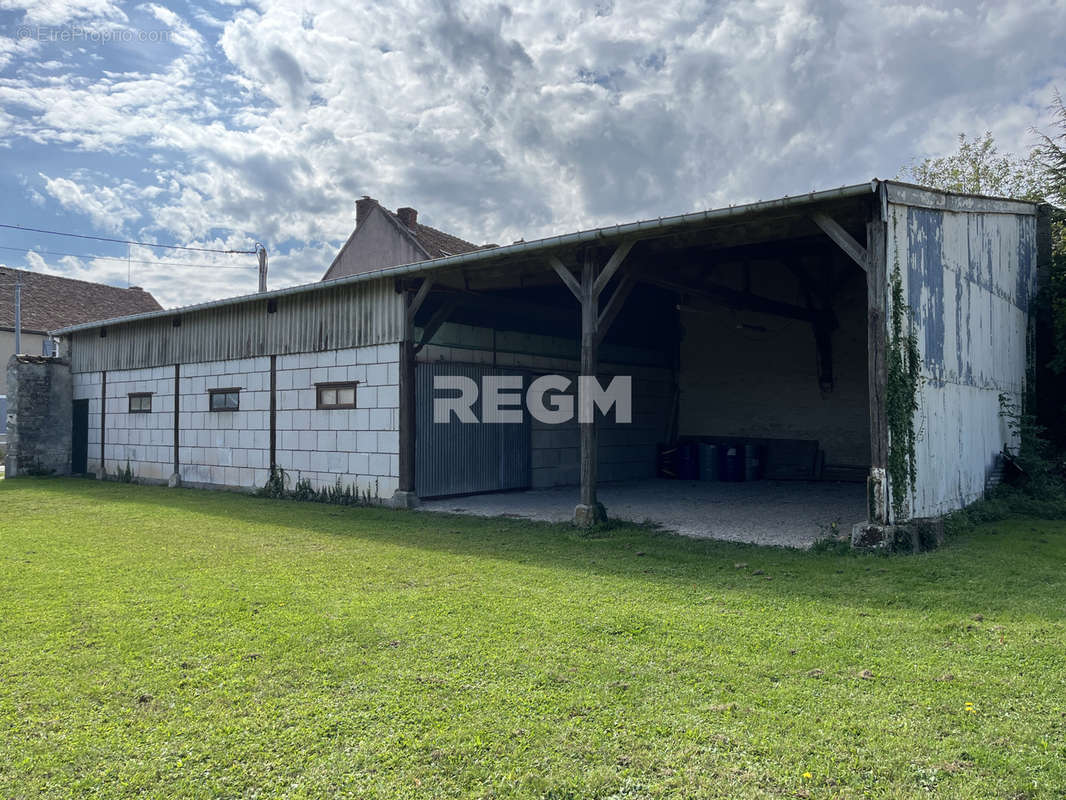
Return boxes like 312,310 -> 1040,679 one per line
5,355 -> 73,478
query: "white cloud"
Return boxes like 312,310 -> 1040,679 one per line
39,171 -> 144,231
1,0 -> 1064,308
0,0 -> 126,24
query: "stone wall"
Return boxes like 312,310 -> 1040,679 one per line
5,355 -> 72,477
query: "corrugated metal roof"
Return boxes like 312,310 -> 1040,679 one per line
52,179 -> 1040,338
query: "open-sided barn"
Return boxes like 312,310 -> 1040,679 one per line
6,179 -> 1052,544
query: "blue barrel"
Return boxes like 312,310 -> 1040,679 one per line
722,446 -> 744,481
698,444 -> 720,481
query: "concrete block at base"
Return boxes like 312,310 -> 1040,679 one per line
390,489 -> 420,509
851,522 -> 893,550
851,518 -> 945,553
573,502 -> 607,527
168,472 -> 182,488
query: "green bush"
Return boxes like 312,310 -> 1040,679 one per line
256,466 -> 379,506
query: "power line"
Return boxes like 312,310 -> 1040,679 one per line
0,244 -> 256,270
0,222 -> 259,255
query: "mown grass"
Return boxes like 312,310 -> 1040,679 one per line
1,478 -> 1064,799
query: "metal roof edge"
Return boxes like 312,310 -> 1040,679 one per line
54,181 -> 881,336
881,180 -> 1040,215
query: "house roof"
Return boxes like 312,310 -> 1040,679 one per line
0,266 -> 162,334
388,210 -> 484,259
323,199 -> 487,281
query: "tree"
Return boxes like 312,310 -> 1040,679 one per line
1033,92 -> 1066,258
1034,91 -> 1066,207
1032,93 -> 1066,391
897,131 -> 1053,201
898,117 -> 1066,454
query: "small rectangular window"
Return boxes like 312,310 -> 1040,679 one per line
209,388 -> 241,411
129,392 -> 152,413
316,381 -> 358,409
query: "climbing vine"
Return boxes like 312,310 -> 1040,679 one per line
885,261 -> 922,519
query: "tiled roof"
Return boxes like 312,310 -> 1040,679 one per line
0,266 -> 162,333
410,220 -> 482,258
381,208 -> 482,258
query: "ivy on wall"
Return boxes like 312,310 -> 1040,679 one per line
885,259 -> 922,520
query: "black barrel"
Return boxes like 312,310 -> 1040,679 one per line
677,441 -> 699,480
744,444 -> 762,481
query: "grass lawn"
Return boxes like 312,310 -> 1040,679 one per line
1,479 -> 1064,798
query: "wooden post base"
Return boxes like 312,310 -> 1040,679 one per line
390,489 -> 421,509
573,502 -> 607,527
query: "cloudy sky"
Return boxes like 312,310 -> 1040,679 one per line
0,0 -> 1064,309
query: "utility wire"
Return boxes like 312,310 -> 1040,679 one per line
0,244 -> 256,270
0,222 -> 259,255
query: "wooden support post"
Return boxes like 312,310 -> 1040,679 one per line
549,241 -> 636,527
866,202 -> 889,524
575,249 -> 605,526
269,355 -> 277,471
169,363 -> 181,487
395,286 -> 420,509
98,370 -> 107,480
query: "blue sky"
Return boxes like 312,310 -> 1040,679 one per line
1,0 -> 1064,308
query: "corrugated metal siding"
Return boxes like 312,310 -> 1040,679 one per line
415,362 -> 530,497
888,204 -> 1037,520
69,278 -> 403,373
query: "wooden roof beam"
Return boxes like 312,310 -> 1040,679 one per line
811,212 -> 867,272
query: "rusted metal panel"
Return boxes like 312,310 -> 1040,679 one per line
887,203 -> 1036,520
69,278 -> 402,373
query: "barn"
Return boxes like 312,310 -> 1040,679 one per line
6,179 -> 1052,544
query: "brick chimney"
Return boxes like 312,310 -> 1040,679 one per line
396,207 -> 418,228
355,196 -> 377,228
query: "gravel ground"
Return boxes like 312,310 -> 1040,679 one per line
420,479 -> 867,548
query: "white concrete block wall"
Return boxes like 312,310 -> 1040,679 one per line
179,356 -> 271,490
274,343 -> 399,498
74,366 -> 174,481
70,342 -> 400,499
